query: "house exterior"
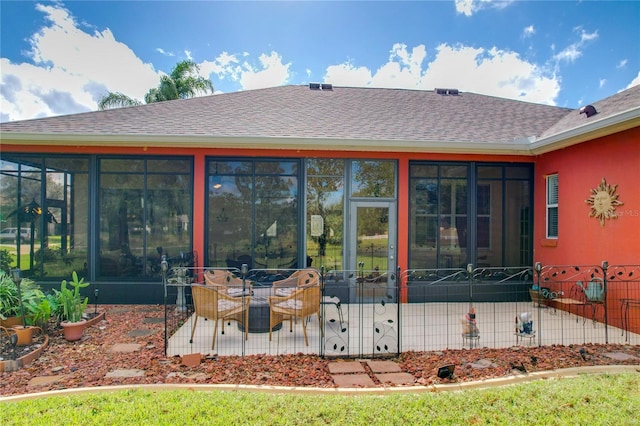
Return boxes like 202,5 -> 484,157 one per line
1,84 -> 638,304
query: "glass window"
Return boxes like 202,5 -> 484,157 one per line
409,162 -> 533,269
306,159 -> 345,270
546,174 -> 558,238
410,178 -> 438,268
351,160 -> 396,198
208,163 -> 253,268
477,165 -> 533,267
98,158 -> 193,279
409,163 -> 467,269
505,180 -> 531,265
0,156 -> 89,279
207,159 -> 300,271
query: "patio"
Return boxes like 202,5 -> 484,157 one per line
167,299 -> 640,357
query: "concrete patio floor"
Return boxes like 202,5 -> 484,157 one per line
167,298 -> 639,357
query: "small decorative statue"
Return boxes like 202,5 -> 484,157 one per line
516,312 -> 533,334
461,306 -> 479,336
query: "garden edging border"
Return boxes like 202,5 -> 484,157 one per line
0,312 -> 105,373
1,364 -> 638,401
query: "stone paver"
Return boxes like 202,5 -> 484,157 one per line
603,352 -> 639,361
374,372 -> 416,385
108,307 -> 132,314
105,369 -> 145,378
126,329 -> 156,338
331,374 -> 376,388
28,375 -> 67,387
469,359 -> 497,369
109,343 -> 142,353
327,361 -> 366,374
167,372 -> 210,380
366,360 -> 401,373
142,317 -> 164,324
182,353 -> 202,367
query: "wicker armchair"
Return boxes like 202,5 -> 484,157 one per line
203,269 -> 252,297
269,273 -> 323,346
190,284 -> 251,350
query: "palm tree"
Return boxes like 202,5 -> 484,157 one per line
98,60 -> 214,110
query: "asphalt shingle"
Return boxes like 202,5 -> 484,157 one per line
1,85 -> 572,145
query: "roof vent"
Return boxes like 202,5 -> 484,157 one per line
579,104 -> 597,118
309,82 -> 333,91
435,88 -> 459,95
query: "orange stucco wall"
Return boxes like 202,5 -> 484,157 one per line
533,127 -> 640,266
533,128 -> 640,333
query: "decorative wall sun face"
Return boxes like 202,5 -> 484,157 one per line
585,178 -> 624,226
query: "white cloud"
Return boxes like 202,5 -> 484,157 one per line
553,27 -> 598,64
156,48 -> 174,57
625,72 -> 640,89
238,52 -> 292,90
616,59 -> 627,69
324,43 -> 560,105
199,51 -> 291,90
455,0 -> 514,17
523,25 -> 535,38
455,0 -> 474,16
325,62 -> 373,87
599,78 -> 606,88
1,3 -> 159,121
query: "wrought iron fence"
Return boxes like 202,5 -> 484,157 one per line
162,263 -> 640,358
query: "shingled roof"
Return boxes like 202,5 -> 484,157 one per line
1,85 -> 638,154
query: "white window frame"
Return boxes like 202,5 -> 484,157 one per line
546,174 -> 558,238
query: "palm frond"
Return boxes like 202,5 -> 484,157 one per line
98,92 -> 142,110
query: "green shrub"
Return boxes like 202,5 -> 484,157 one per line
0,249 -> 14,274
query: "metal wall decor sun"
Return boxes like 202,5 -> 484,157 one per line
585,178 -> 624,226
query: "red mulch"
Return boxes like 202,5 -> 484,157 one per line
1,305 -> 639,397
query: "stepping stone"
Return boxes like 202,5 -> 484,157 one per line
109,343 -> 142,353
167,372 -> 210,380
105,369 -> 145,378
126,329 -> 156,338
109,307 -> 132,314
469,359 -> 497,369
366,360 -> 401,373
142,317 -> 164,324
28,375 -> 67,387
375,372 -> 415,385
603,352 -> 639,361
327,361 -> 366,374
182,353 -> 202,367
332,373 -> 376,388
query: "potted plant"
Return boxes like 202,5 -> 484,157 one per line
0,269 -> 45,345
56,271 -> 89,341
0,270 -> 21,327
11,287 -> 47,346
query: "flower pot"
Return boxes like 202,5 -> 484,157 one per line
61,320 -> 87,341
10,325 -> 41,346
0,316 -> 23,328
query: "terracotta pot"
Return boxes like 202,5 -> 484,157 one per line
61,320 -> 87,341
0,316 -> 23,328
10,325 -> 41,346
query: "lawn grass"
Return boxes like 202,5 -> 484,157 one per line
2,373 -> 639,425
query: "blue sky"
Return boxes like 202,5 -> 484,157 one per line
1,1 -> 638,122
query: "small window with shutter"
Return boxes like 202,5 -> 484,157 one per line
546,174 -> 558,238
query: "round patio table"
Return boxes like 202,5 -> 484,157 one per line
237,288 -> 283,333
